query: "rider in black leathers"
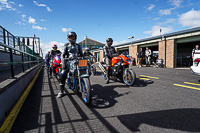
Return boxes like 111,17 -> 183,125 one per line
58,31 -> 84,98
103,38 -> 117,84
83,47 -> 93,57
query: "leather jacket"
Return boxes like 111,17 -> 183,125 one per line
103,45 -> 117,58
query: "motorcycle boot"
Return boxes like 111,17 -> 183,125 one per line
57,85 -> 64,98
106,67 -> 110,84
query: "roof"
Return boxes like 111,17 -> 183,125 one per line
78,37 -> 105,46
114,26 -> 200,47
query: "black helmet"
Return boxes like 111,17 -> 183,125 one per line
106,38 -> 113,42
67,31 -> 77,44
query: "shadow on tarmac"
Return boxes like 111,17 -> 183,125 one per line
117,108 -> 200,132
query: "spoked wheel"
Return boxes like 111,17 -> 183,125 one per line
91,64 -> 96,75
123,68 -> 136,86
80,78 -> 91,105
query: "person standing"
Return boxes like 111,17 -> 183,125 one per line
192,44 -> 200,60
103,38 -> 117,84
145,47 -> 151,67
45,51 -> 51,74
136,48 -> 143,68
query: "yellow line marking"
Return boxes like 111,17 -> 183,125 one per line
0,65 -> 43,133
173,84 -> 200,91
136,77 -> 151,81
139,75 -> 159,79
184,82 -> 200,86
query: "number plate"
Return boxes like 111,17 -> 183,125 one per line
78,60 -> 87,67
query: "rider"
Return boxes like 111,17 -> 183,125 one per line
83,47 -> 93,57
103,38 -> 117,84
58,31 -> 84,98
50,44 -> 61,78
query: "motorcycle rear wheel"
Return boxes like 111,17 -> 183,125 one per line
123,68 -> 136,86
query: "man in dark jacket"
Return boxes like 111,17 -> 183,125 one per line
58,31 -> 83,98
137,48 -> 143,68
103,38 -> 117,84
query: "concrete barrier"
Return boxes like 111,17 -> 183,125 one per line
0,64 -> 42,125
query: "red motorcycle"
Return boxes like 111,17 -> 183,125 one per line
51,54 -> 62,80
98,53 -> 136,86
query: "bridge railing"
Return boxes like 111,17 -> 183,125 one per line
0,25 -> 43,79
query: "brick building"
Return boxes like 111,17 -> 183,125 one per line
92,27 -> 200,68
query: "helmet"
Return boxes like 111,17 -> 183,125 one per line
52,44 -> 57,48
67,31 -> 77,44
106,38 -> 113,46
106,38 -> 113,42
85,47 -> 89,51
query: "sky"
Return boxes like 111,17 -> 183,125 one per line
1,0 -> 200,55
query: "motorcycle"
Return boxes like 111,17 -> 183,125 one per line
66,57 -> 91,105
51,54 -> 62,80
85,56 -> 96,75
98,53 -> 136,86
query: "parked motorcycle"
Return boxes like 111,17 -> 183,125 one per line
51,54 -> 62,80
85,56 -> 96,75
98,53 -> 136,86
66,57 -> 91,105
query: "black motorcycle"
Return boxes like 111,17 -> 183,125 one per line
66,57 -> 91,105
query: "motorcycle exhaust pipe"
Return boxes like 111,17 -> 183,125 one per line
98,62 -> 107,75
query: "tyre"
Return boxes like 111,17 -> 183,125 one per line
91,64 -> 96,75
58,68 -> 62,81
123,68 -> 136,86
81,78 -> 91,105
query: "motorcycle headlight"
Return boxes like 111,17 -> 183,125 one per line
126,59 -> 132,65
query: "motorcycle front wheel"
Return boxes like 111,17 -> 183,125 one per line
81,78 -> 91,105
123,68 -> 136,86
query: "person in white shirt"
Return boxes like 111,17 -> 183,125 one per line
145,47 -> 151,67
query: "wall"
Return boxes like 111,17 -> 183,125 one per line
0,64 -> 42,125
158,39 -> 176,68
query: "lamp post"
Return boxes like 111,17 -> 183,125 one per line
128,36 -> 134,66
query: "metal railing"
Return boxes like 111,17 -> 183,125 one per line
0,25 -> 43,79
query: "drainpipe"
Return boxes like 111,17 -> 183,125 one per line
164,36 -> 167,68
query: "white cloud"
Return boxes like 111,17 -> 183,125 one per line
62,28 -> 72,32
47,7 -> 52,12
21,14 -> 26,21
159,8 -> 174,15
28,16 -> 36,24
19,4 -> 23,7
168,0 -> 183,8
33,0 -> 52,12
153,17 -> 160,20
15,21 -> 25,25
158,18 -> 176,25
32,25 -> 47,30
33,0 -> 47,7
40,19 -> 46,21
144,25 -> 173,36
147,4 -> 155,11
179,9 -> 200,27
41,41 -> 64,56
0,0 -> 17,11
